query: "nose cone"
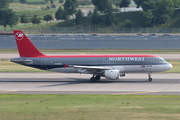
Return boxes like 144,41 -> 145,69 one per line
166,63 -> 173,71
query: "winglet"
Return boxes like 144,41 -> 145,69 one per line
13,30 -> 45,57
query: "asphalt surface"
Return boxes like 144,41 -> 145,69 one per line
0,73 -> 180,95
1,35 -> 180,49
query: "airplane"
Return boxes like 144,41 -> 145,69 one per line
11,30 -> 172,82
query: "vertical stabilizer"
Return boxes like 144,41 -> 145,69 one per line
14,30 -> 45,57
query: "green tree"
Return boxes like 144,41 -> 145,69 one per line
133,0 -> 144,8
0,0 -> 10,9
8,12 -> 19,29
71,0 -> 79,7
55,6 -> 64,20
172,0 -> 180,8
44,14 -> 53,22
87,10 -> 93,18
62,9 -> 68,20
59,0 -> 64,3
158,14 -> 171,24
91,0 -> 98,7
0,9 -> 18,30
0,10 -> 3,25
75,9 -> 84,25
156,0 -> 174,16
91,7 -> 100,24
20,14 -> 29,25
120,0 -> 131,12
19,0 -> 26,4
46,6 -> 50,10
92,0 -> 112,13
63,0 -> 77,15
141,0 -> 156,12
170,18 -> 180,27
140,10 -> 154,27
45,0 -> 48,3
50,0 -> 54,4
20,13 -> 26,23
123,19 -> 132,28
31,14 -> 41,25
113,0 -> 122,12
105,5 -> 114,25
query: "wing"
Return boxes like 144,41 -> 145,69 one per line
69,65 -> 112,74
72,65 -> 110,70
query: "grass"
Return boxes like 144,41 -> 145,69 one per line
15,9 -> 58,18
0,94 -> 180,120
0,59 -> 179,73
0,21 -> 57,32
9,0 -> 94,18
10,0 -> 94,11
164,61 -> 180,73
1,49 -> 180,54
10,0 -> 63,11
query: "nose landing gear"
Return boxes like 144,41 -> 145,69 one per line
148,72 -> 152,82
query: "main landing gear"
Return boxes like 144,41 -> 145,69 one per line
148,72 -> 152,82
90,75 -> 101,82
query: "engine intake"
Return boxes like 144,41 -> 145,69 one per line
104,70 -> 120,80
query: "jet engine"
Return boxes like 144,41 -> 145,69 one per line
104,70 -> 120,80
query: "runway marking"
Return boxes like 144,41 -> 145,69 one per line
0,90 -> 18,93
112,91 -> 159,95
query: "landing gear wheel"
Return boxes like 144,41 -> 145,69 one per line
148,78 -> 152,82
90,77 -> 96,82
148,72 -> 152,82
95,75 -> 101,81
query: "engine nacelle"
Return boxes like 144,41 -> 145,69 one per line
120,73 -> 126,77
104,70 -> 120,80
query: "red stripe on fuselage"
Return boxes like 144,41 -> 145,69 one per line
39,54 -> 157,58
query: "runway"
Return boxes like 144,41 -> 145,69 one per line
0,73 -> 180,95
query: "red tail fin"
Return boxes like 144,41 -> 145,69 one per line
14,30 -> 45,57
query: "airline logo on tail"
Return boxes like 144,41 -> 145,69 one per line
15,32 -> 24,40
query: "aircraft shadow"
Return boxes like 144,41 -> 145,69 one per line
0,78 -> 179,88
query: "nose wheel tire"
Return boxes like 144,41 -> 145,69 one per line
148,72 -> 152,82
148,78 -> 152,82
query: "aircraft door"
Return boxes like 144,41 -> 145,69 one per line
41,58 -> 46,67
147,57 -> 152,67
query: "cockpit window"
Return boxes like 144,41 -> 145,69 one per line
158,58 -> 167,63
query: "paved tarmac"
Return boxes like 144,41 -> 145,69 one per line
0,73 -> 180,95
